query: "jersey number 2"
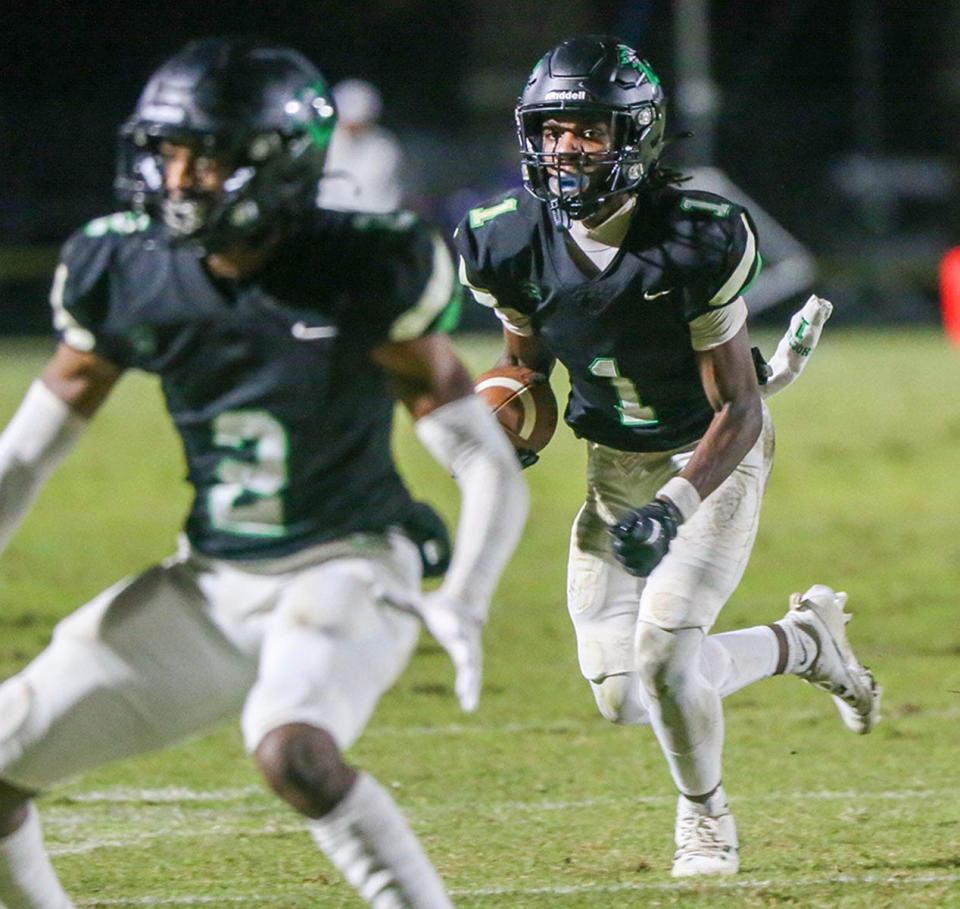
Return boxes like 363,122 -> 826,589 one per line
209,410 -> 290,538
588,358 -> 658,426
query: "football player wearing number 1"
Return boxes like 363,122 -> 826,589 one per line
456,36 -> 880,877
0,38 -> 526,908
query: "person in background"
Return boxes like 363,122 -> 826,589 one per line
318,78 -> 405,212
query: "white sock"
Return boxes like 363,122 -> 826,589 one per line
308,773 -> 453,909
0,804 -> 74,909
701,626 -> 782,696
772,619 -> 817,675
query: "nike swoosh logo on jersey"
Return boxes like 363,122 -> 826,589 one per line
642,288 -> 673,300
291,322 -> 338,340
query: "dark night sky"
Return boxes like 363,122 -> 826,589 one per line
1,0 -> 955,289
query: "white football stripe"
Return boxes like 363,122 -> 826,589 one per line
474,377 -> 536,441
518,391 -> 536,440
474,376 -> 525,396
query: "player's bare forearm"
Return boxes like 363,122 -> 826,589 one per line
682,327 -> 762,500
496,329 -> 556,375
372,334 -> 475,420
0,343 -> 116,557
41,343 -> 121,417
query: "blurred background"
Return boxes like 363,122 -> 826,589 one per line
1,0 -> 957,332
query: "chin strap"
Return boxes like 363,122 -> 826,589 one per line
548,197 -> 572,230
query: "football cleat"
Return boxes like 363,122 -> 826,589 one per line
672,796 -> 739,877
781,584 -> 881,734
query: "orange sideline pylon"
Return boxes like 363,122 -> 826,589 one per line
939,247 -> 960,345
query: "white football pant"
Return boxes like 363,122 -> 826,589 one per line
566,406 -> 776,795
0,533 -> 421,791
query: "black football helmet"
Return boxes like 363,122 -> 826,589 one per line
516,36 -> 667,225
115,37 -> 336,249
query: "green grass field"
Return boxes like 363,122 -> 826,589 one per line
0,328 -> 958,908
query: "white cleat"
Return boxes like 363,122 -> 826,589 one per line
671,797 -> 739,877
781,584 -> 881,734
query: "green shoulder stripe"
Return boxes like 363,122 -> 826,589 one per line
388,234 -> 457,341
429,285 -> 463,334
740,251 -> 763,297
468,198 -> 519,229
679,197 -> 732,218
83,212 -> 151,237
708,213 -> 759,307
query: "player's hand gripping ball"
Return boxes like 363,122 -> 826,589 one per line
474,366 -> 558,468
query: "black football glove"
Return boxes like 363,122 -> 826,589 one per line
610,498 -> 682,577
401,501 -> 452,578
751,346 -> 772,386
517,449 -> 539,469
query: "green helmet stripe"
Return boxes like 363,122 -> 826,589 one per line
297,80 -> 336,151
306,117 -> 335,150
617,45 -> 661,86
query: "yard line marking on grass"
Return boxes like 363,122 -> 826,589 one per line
75,873 -> 960,905
489,787 -> 956,812
363,720 -> 596,738
47,820 -> 305,856
460,872 -> 960,897
66,786 -> 264,803
365,706 -> 960,737
79,899 -> 274,906
57,785 -> 954,808
44,786 -> 954,858
49,823 -> 305,856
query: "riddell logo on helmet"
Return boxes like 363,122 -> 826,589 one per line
545,90 -> 588,101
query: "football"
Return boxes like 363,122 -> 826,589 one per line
474,365 -> 559,453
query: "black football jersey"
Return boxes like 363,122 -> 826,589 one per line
50,209 -> 460,559
455,186 -> 760,452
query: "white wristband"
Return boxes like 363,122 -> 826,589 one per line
656,476 -> 701,523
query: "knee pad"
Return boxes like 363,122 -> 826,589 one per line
634,623 -> 704,695
590,674 -> 648,726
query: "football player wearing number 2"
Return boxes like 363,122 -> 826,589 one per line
0,38 -> 526,908
456,36 -> 880,877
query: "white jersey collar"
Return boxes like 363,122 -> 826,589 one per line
569,195 -> 637,250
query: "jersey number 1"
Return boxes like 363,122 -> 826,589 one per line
209,410 -> 290,538
589,358 -> 658,426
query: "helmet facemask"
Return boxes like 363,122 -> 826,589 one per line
117,130 -> 237,243
517,105 -> 659,224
